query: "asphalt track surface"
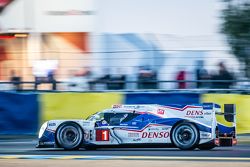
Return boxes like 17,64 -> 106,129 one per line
0,136 -> 250,160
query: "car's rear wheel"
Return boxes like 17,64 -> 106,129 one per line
171,122 -> 199,150
56,122 -> 83,150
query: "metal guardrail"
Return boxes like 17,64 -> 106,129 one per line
0,80 -> 249,93
0,79 -> 249,84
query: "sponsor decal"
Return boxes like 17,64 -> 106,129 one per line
82,122 -> 91,126
132,122 -> 137,125
112,105 -> 143,109
157,109 -> 165,115
200,133 -> 212,138
203,104 -> 213,110
142,131 -> 170,138
204,112 -> 212,115
186,110 -> 203,115
185,115 -> 204,118
133,138 -> 141,142
149,126 -> 170,131
185,110 -> 204,118
42,141 -> 54,145
112,104 -> 122,108
48,123 -> 56,126
128,133 -> 139,138
148,127 -> 159,131
96,129 -> 109,141
162,127 -> 171,130
123,105 -> 140,109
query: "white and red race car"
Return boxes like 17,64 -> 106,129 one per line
37,103 -> 237,150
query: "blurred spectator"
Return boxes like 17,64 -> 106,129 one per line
93,68 -> 126,90
47,69 -> 57,90
108,68 -> 126,90
195,61 -> 210,88
34,77 -> 41,90
176,70 -> 186,89
93,68 -> 111,90
138,66 -> 157,89
67,69 -> 89,91
34,76 -> 46,90
10,70 -> 22,91
34,70 -> 57,90
83,67 -> 94,90
211,62 -> 234,89
67,70 -> 77,89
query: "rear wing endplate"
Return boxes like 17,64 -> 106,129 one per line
216,104 -> 236,123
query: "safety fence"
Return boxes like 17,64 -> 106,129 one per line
0,92 -> 249,134
0,80 -> 250,92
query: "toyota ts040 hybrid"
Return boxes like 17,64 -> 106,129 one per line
37,103 -> 237,150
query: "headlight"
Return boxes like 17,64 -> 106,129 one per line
38,121 -> 48,138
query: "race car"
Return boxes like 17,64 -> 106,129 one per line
37,103 -> 237,150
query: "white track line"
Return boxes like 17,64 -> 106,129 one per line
0,155 -> 249,161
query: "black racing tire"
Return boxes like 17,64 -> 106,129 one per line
56,122 -> 83,150
171,122 -> 199,150
198,144 -> 216,150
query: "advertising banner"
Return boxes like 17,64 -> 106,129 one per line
0,92 -> 39,134
40,93 -> 123,123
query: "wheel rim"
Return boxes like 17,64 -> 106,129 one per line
59,126 -> 80,147
174,125 -> 196,146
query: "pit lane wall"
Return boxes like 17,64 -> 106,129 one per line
0,92 -> 249,134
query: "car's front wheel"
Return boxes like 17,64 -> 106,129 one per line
171,122 -> 199,150
56,122 -> 83,150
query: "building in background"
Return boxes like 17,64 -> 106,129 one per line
0,0 -> 242,90
0,0 -> 94,90
91,0 -> 241,89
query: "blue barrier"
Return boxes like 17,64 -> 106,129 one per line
125,93 -> 200,105
0,92 -> 39,134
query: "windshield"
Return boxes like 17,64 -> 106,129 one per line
87,110 -> 140,126
86,112 -> 104,121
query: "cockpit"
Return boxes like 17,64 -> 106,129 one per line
87,109 -> 140,126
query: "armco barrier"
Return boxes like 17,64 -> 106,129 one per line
202,94 -> 250,134
0,92 -> 39,134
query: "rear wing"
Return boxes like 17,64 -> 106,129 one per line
215,104 -> 237,146
215,104 -> 236,123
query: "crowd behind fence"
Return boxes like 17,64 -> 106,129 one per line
1,34 -> 248,92
1,79 -> 250,93
2,58 -> 249,92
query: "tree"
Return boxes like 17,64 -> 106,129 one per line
221,0 -> 250,78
